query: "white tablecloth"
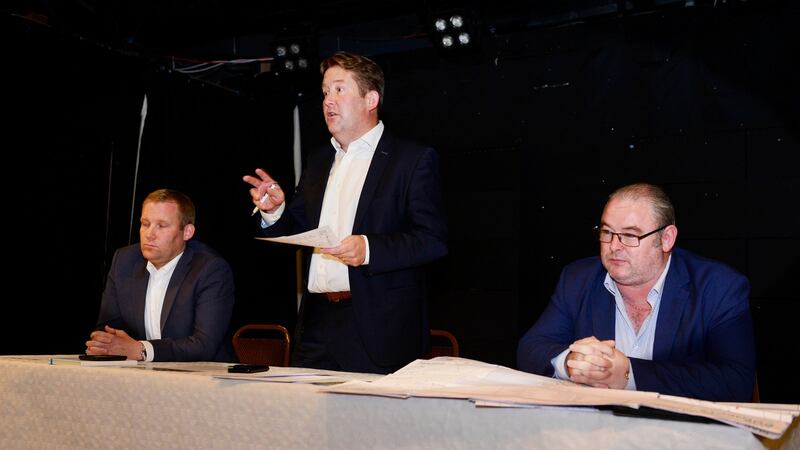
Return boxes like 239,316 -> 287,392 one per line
1,356 -> 795,449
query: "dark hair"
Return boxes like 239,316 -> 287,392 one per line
320,51 -> 385,107
143,189 -> 196,228
609,183 -> 676,227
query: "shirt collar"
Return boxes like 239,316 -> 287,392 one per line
146,250 -> 184,275
604,254 -> 673,302
330,120 -> 384,154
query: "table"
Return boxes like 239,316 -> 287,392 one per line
1,356 -> 797,449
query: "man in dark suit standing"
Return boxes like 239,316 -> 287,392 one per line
86,189 -> 235,362
244,52 -> 447,374
517,183 -> 756,401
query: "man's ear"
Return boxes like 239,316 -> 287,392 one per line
366,90 -> 380,111
183,223 -> 196,241
661,224 -> 677,252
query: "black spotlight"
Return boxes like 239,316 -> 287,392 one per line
429,9 -> 478,51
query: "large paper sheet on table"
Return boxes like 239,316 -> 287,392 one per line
322,357 -> 799,439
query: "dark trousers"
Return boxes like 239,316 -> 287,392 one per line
291,294 -> 398,374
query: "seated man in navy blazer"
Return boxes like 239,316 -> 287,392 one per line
85,189 -> 235,362
517,183 -> 756,401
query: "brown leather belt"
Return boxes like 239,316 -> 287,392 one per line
321,291 -> 352,302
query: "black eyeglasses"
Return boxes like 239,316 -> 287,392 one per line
594,225 -> 667,247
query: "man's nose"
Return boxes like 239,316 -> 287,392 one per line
609,233 -> 625,250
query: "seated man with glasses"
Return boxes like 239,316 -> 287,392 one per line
517,183 -> 755,401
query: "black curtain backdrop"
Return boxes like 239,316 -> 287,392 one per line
3,4 -> 797,402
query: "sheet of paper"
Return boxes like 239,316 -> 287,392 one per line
473,400 -> 598,413
256,226 -> 340,248
369,357 -> 565,390
48,357 -> 138,367
648,395 -> 796,440
407,383 -> 657,408
214,372 -> 347,384
321,357 -> 605,402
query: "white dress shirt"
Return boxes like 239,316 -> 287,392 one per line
140,251 -> 183,362
261,121 -> 383,294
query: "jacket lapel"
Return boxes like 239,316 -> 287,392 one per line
308,150 -> 336,228
131,257 -> 149,339
353,133 -> 392,232
160,244 -> 194,331
653,252 -> 689,360
592,271 -> 616,341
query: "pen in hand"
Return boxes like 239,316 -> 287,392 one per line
251,183 -> 278,216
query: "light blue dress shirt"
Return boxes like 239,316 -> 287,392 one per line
550,255 -> 672,389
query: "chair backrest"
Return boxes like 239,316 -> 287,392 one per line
232,324 -> 291,367
425,329 -> 460,359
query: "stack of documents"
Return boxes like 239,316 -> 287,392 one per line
321,357 -> 799,440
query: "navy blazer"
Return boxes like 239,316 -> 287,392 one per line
264,131 -> 448,367
96,240 -> 235,362
517,248 -> 756,402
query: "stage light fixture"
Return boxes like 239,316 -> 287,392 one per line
272,38 -> 314,76
429,9 -> 478,51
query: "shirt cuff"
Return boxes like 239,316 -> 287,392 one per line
362,235 -> 370,265
259,202 -> 286,228
551,348 -> 571,380
625,363 -> 637,390
141,340 -> 155,363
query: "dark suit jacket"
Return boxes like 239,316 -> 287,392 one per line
96,240 -> 236,362
517,248 -> 756,402
264,131 -> 448,367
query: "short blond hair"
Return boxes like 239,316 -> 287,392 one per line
320,51 -> 385,107
143,189 -> 195,228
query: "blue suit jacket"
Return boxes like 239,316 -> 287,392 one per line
264,131 -> 448,367
96,240 -> 235,362
517,248 -> 756,402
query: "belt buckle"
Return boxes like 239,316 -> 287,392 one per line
324,291 -> 350,302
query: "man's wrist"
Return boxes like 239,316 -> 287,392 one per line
139,342 -> 147,361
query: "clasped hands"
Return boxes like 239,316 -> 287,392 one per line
565,336 -> 630,389
85,325 -> 141,360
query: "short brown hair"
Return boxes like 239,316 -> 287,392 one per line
608,183 -> 676,227
143,189 -> 196,228
320,51 -> 385,107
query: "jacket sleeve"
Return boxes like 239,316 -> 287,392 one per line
366,147 -> 448,274
517,265 -> 580,376
631,273 -> 756,402
149,257 -> 236,362
95,249 -> 128,332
